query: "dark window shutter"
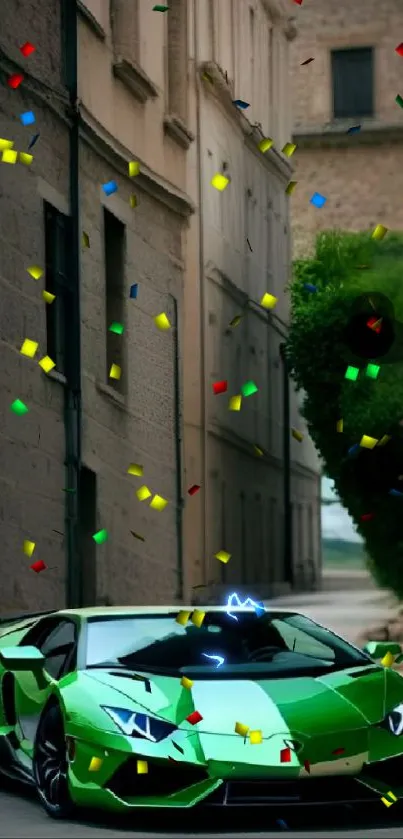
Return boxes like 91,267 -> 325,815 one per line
332,47 -> 374,119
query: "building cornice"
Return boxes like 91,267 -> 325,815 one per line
261,0 -> 297,39
78,104 -> 195,219
293,121 -> 403,149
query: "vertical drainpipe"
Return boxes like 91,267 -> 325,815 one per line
62,0 -> 82,608
280,342 -> 293,587
170,294 -> 184,601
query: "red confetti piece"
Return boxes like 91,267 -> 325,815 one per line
293,0 -> 303,4
301,57 -> 314,66
20,42 -> 36,57
212,380 -> 228,395
188,484 -> 201,496
332,747 -> 345,755
186,710 -> 203,725
361,512 -> 374,522
367,316 -> 382,334
7,73 -> 24,89
280,747 -> 291,763
30,560 -> 47,573
396,43 -> 403,57
304,759 -> 311,773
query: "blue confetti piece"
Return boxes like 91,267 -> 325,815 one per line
348,444 -> 360,457
254,602 -> 266,617
102,180 -> 118,196
310,192 -> 327,209
129,283 -> 138,299
276,819 -> 289,830
28,132 -> 40,150
232,99 -> 250,109
390,489 -> 403,497
347,124 -> 361,135
303,283 -> 317,293
20,110 -> 35,127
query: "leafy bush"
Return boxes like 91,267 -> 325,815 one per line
286,230 -> 403,598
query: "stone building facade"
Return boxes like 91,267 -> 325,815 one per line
0,0 -> 321,615
289,0 -> 403,257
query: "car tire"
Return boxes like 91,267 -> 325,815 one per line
33,701 -> 75,820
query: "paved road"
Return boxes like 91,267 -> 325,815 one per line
1,574 -> 403,838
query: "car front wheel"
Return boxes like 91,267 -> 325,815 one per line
33,702 -> 74,819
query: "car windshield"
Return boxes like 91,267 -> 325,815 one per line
85,612 -> 371,678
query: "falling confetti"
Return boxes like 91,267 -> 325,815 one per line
176,610 -> 191,626
365,363 -> 380,379
336,419 -> 343,433
187,484 -> 200,495
258,138 -> 273,153
332,747 -> 345,756
260,292 -> 277,310
186,710 -> 203,725
361,513 -> 374,522
28,132 -> 40,150
212,380 -> 228,395
241,381 -> 258,397
154,313 -> 171,330
395,44 -> 403,57
153,4 -> 169,10
89,757 -> 103,772
345,365 -> 359,381
360,435 -> 378,449
2,149 -> 17,164
0,139 -> 14,151
102,180 -> 118,196
136,486 -> 152,501
280,747 -> 292,763
191,609 -> 205,627
229,314 -> 243,327
215,550 -> 231,564
92,529 -> 109,544
372,224 -> 388,241
109,322 -> 124,335
82,231 -> 90,247
303,282 -> 317,293
235,722 -> 249,737
291,428 -> 304,442
39,356 -> 56,374
211,173 -> 229,191
128,161 -> 140,176
130,530 -> 145,542
18,152 -> 33,166
250,730 -> 263,744
229,394 -> 242,411
381,651 -> 395,668
304,760 -> 311,773
310,192 -> 327,208
149,494 -> 168,511
7,73 -> 24,89
127,463 -> 143,476
20,339 -> 38,358
285,181 -> 297,195
246,238 -> 253,251
109,363 -> 121,380
42,291 -> 55,304
129,283 -> 138,299
20,111 -> 36,126
30,560 -> 46,573
396,94 -> 403,108
20,42 -> 36,57
23,540 -> 35,557
10,399 -> 29,415
27,265 -> 43,280
282,142 -> 297,157
180,675 -> 194,689
346,125 -> 361,135
232,99 -> 249,109
137,759 -> 148,773
129,194 -> 137,209
381,790 -> 397,807
301,57 -> 314,65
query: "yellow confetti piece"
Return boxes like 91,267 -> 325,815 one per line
249,729 -> 263,745
191,609 -> 206,628
181,675 -> 194,689
176,610 -> 191,626
291,428 -> 303,442
82,231 -> 90,248
2,148 -> 17,164
372,224 -> 388,241
42,290 -> 55,304
229,315 -> 243,328
20,339 -> 38,359
215,550 -> 231,564
258,137 -> 273,153
282,142 -> 297,157
235,721 -> 249,737
254,445 -> 264,457
360,435 -> 378,449
229,394 -> 242,412
381,791 -> 397,807
336,419 -> 343,433
381,651 -> 395,668
89,757 -> 103,772
129,194 -> 137,209
127,463 -> 143,477
38,355 -> 56,373
27,265 -> 43,280
211,172 -> 229,191
0,139 -> 14,151
23,540 -> 35,557
377,434 -> 391,447
136,485 -> 152,501
260,292 -> 278,310
129,161 -> 140,177
137,759 -> 148,774
154,312 -> 171,330
18,152 -> 33,166
285,180 -> 297,195
109,363 -> 121,380
149,494 -> 168,511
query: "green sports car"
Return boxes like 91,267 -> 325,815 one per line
1,605 -> 403,823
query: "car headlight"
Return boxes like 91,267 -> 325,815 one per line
384,703 -> 403,736
102,706 -> 177,742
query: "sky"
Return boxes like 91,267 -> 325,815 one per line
321,477 -> 363,543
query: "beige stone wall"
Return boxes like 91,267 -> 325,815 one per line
290,0 -> 403,257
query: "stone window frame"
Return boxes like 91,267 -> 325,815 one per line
163,0 -> 194,150
110,0 -> 159,104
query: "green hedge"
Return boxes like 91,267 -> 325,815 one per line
285,230 -> 403,597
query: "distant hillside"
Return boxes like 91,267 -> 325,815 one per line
322,538 -> 366,567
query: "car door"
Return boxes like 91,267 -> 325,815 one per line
14,618 -> 77,759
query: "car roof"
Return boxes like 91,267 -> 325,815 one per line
57,605 -> 300,619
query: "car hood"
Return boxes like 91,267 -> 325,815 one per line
85,663 -> 403,736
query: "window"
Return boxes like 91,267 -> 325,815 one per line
166,0 -> 188,122
111,0 -> 139,64
44,202 -> 71,376
79,466 -> 97,606
23,618 -> 77,680
331,47 -> 374,119
85,612 -> 370,676
104,208 -> 126,392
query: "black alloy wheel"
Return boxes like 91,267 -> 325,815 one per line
33,703 -> 74,819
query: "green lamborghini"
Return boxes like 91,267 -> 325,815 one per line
1,605 -> 403,822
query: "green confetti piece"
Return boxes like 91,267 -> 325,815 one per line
109,322 -> 124,335
241,380 -> 258,397
92,528 -> 109,545
365,363 -> 380,380
396,94 -> 403,109
345,365 -> 359,382
10,399 -> 29,415
153,3 -> 169,9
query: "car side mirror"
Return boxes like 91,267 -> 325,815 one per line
0,645 -> 45,672
363,640 -> 403,659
